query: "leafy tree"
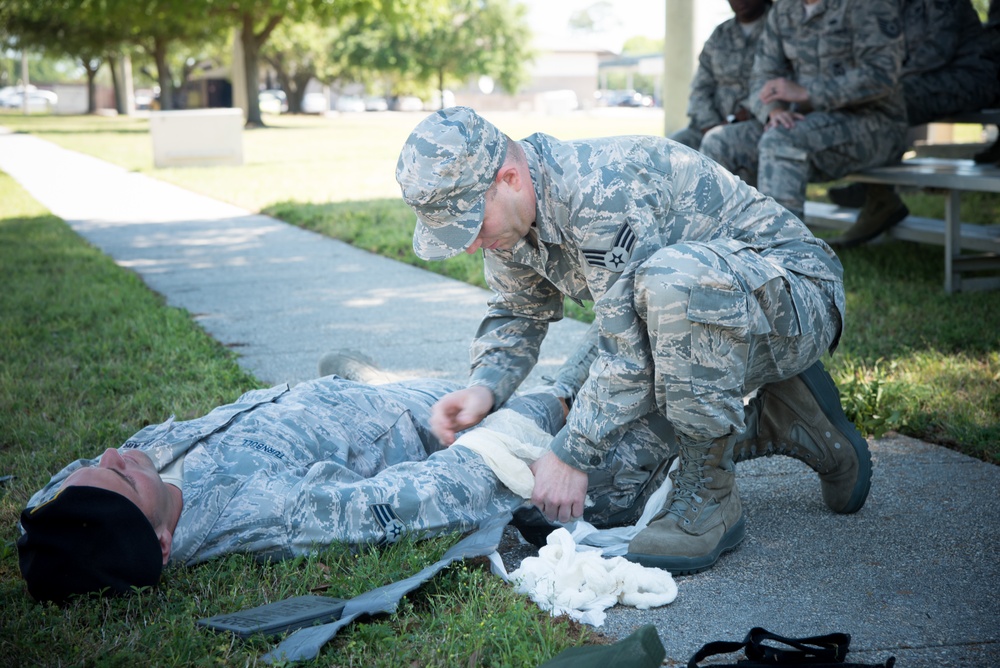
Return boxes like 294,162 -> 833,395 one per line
342,0 -> 533,108
0,0 -> 128,112
123,0 -> 228,110
415,0 -> 533,107
260,20 -> 340,113
621,35 -> 663,57
568,1 -> 619,34
0,53 -> 86,87
205,0 -> 400,126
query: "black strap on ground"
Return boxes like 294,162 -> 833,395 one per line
687,627 -> 896,668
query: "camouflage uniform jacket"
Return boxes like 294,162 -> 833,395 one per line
687,14 -> 768,132
749,0 -> 906,124
900,0 -> 992,78
24,377 -> 507,566
467,133 -> 845,473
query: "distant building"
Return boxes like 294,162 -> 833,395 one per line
454,42 -> 615,113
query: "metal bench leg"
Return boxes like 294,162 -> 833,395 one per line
944,190 -> 961,294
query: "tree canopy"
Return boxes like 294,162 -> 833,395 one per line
341,0 -> 533,107
0,0 -> 536,122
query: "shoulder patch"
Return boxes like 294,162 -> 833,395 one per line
582,223 -> 637,273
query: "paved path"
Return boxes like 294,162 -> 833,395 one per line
1,129 -> 996,667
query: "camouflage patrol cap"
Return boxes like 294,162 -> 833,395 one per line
396,106 -> 508,260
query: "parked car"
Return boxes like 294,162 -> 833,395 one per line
392,95 -> 424,112
0,86 -> 21,107
596,89 -> 653,108
364,96 -> 388,112
259,89 -> 287,114
0,86 -> 57,112
335,95 -> 365,113
134,88 -> 156,111
301,92 -> 328,114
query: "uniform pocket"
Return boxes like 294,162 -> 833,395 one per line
688,285 -> 771,335
754,275 -> 805,338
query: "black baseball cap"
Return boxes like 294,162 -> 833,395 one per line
17,486 -> 163,604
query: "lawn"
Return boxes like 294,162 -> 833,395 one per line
1,107 -> 997,665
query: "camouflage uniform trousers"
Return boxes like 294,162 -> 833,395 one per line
700,112 -> 907,220
668,126 -> 706,151
630,240 -> 842,456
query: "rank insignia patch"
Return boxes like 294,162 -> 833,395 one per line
582,223 -> 637,273
370,504 -> 406,544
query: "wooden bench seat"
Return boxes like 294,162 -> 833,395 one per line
804,157 -> 1000,293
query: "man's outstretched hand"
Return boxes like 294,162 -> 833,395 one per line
530,452 -> 588,524
429,385 -> 495,445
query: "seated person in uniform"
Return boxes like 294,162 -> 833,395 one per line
699,0 -> 908,230
828,0 -> 1000,246
669,0 -> 773,151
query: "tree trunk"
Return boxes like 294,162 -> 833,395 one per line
275,67 -> 302,114
437,68 -> 445,110
267,53 -> 315,115
239,11 -> 283,127
108,55 -> 125,114
153,37 -> 175,111
84,60 -> 100,114
292,70 -> 312,113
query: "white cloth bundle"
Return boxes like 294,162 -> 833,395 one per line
507,527 -> 677,626
456,407 -> 678,626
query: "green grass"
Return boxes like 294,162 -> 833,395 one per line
0,171 -> 596,666
1,108 -> 997,665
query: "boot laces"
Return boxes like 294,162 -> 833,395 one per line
666,444 -> 710,520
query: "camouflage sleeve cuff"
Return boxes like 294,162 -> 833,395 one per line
805,83 -> 829,112
467,369 -> 512,409
756,102 -> 777,125
549,425 -> 604,472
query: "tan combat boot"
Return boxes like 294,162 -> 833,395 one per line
735,361 -> 872,514
625,435 -> 745,575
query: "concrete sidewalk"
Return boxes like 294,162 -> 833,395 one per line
1,129 -> 997,667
